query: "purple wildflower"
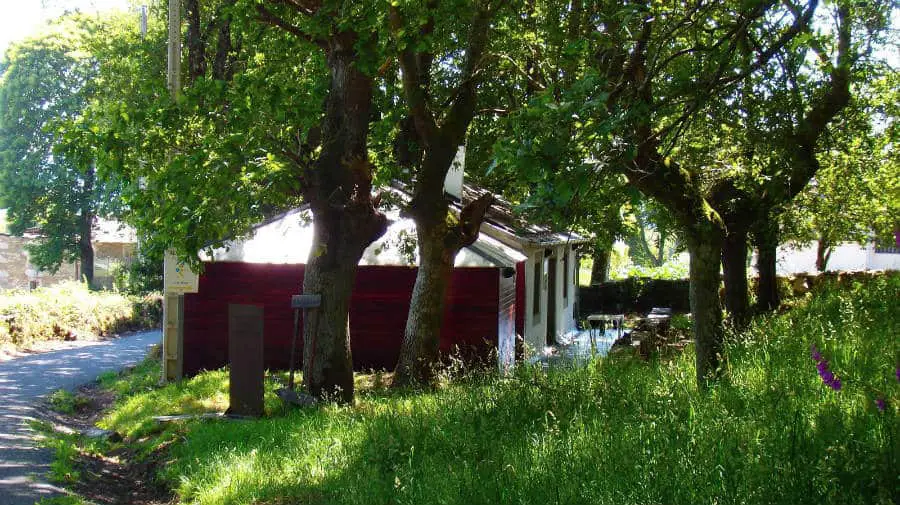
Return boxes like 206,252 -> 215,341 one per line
810,346 -> 840,391
875,398 -> 886,411
810,344 -> 823,362
896,367 -> 899,383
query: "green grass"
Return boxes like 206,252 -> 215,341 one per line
47,389 -> 91,415
79,275 -> 900,504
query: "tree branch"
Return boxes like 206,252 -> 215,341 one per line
455,192 -> 494,248
441,2 -> 495,143
256,4 -> 326,48
389,4 -> 439,145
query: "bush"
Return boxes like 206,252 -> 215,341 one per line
0,281 -> 162,349
113,253 -> 163,296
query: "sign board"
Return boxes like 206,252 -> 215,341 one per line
164,251 -> 199,294
227,304 -> 264,417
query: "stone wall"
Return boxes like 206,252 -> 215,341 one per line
0,234 -> 79,290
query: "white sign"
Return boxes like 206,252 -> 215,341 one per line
164,251 -> 199,294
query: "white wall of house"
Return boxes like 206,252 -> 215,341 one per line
751,241 -> 900,275
522,250 -> 547,352
521,244 -> 579,352
866,245 -> 900,270
558,245 -> 577,337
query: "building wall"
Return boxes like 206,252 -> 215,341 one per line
557,245 -> 577,337
182,262 -> 502,376
0,234 -> 79,290
519,245 -> 580,353
866,245 -> 900,270
522,250 -> 548,352
0,235 -> 136,291
750,241 -> 900,275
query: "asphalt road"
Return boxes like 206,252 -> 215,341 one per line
0,330 -> 162,505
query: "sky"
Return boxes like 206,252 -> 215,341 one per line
0,0 -> 131,55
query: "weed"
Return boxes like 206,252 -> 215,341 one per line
47,389 -> 91,415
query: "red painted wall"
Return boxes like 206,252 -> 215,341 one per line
183,262 -> 502,376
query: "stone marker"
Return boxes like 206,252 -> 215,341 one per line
227,304 -> 264,417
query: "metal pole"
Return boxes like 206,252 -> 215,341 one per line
163,0 -> 183,383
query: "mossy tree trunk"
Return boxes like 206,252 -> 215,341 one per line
298,31 -> 388,404
687,227 -> 725,386
721,225 -> 751,329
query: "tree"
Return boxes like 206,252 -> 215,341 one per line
388,0 -> 500,387
78,0 -> 388,403
781,72 -> 899,271
712,1 -> 893,322
483,0 -> 632,288
0,16 -> 115,288
490,0 -> 828,386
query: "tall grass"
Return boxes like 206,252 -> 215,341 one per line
0,281 -> 161,349
97,275 -> 897,505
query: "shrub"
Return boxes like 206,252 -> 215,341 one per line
0,281 -> 162,349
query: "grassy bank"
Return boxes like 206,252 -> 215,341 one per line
68,275 -> 898,504
0,281 -> 161,350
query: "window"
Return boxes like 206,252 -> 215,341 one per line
875,246 -> 900,254
532,259 -> 542,318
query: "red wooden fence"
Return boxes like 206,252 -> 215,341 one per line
183,262 -> 503,376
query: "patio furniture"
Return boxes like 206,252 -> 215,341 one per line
587,313 -> 625,343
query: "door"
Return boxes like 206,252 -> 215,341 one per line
546,253 -> 557,346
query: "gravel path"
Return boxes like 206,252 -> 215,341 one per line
0,330 -> 161,505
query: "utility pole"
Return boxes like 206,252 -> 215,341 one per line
167,0 -> 181,96
139,5 -> 148,40
163,0 -> 183,383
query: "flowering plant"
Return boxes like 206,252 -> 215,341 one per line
810,343 -> 896,411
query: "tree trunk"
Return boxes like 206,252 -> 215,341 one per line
79,164 -> 95,288
302,248 -> 358,403
78,213 -> 94,288
687,227 -> 724,388
394,223 -> 454,386
815,237 -> 831,272
392,185 -> 492,388
389,6 -> 493,387
184,0 -> 207,82
754,220 -> 780,313
721,226 -> 751,329
301,35 -> 387,404
590,247 -> 610,285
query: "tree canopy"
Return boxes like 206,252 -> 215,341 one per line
0,15 -> 120,285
